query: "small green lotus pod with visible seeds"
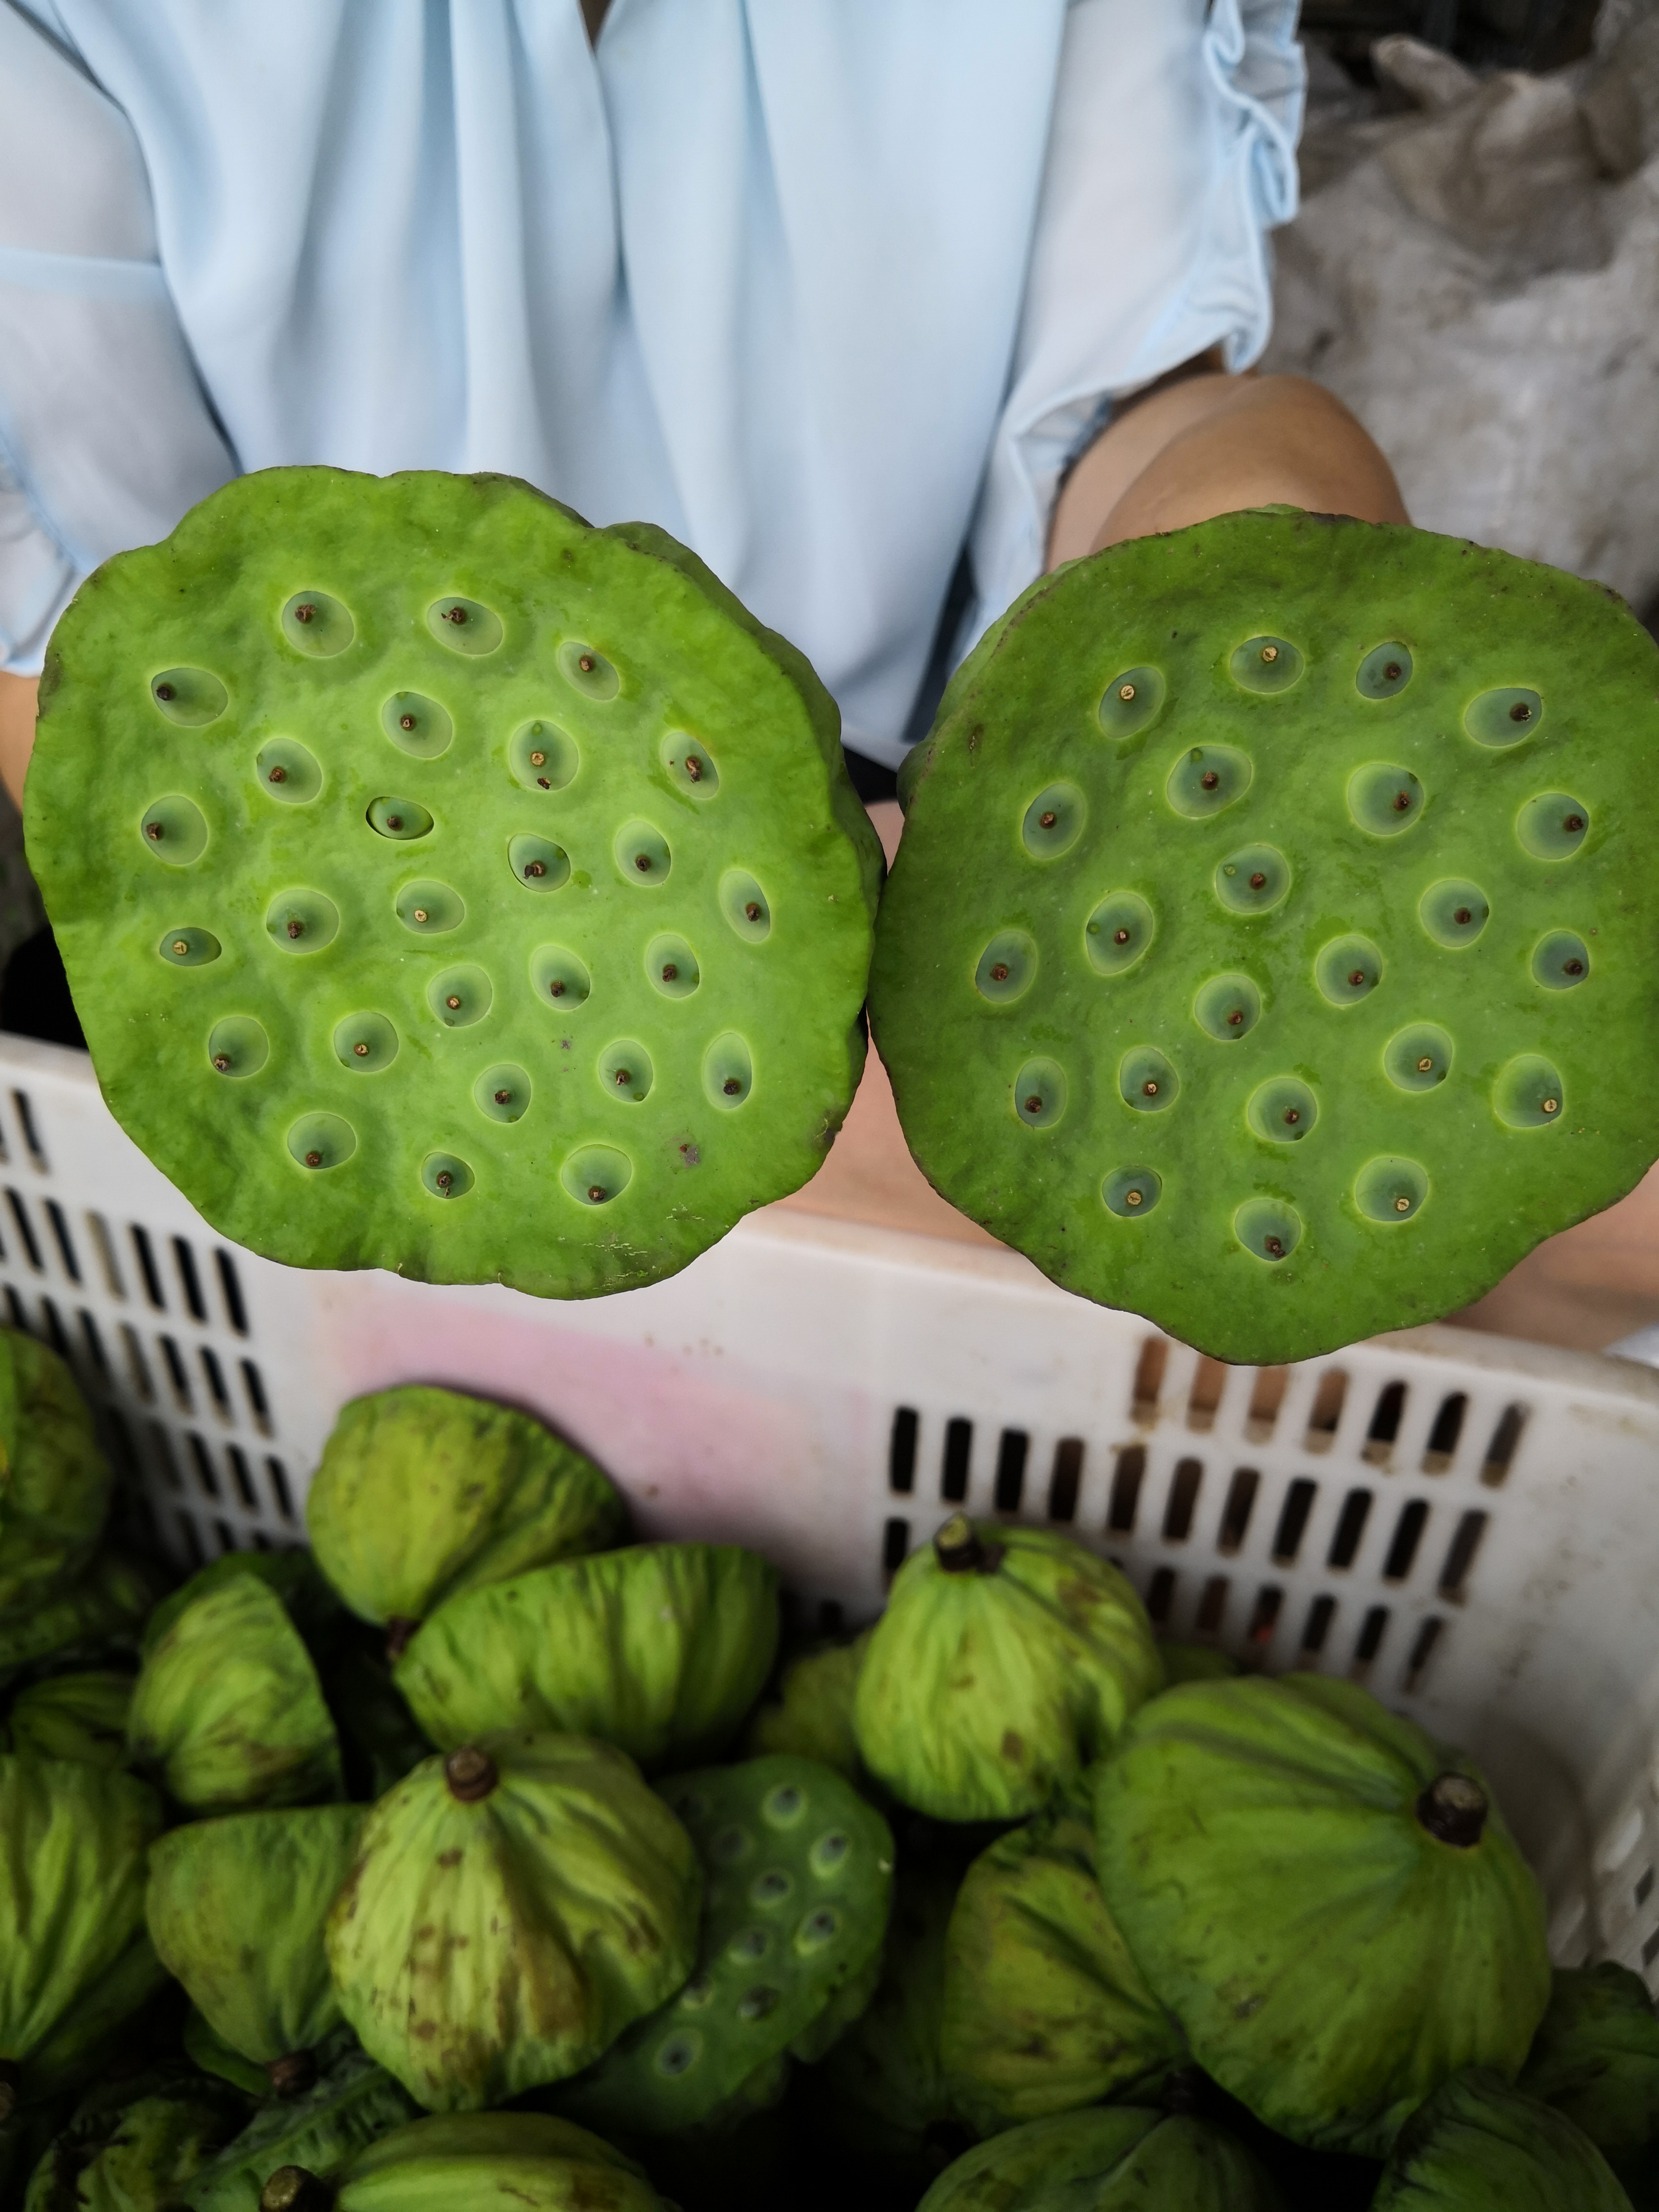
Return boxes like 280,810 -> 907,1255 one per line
185,2030 -> 417,2212
551,1755 -> 895,2137
325,1732 -> 701,2111
0,1756 -> 168,2103
147,1805 -> 367,2087
853,1516 -> 1163,1821
0,1328 -> 110,1616
22,2067 -> 250,2212
0,1554 -> 156,1686
26,469 -> 881,1300
282,2112 -> 661,2212
872,507 -> 1659,1364
1520,1963 -> 1659,2194
1155,1640 -> 1238,1686
394,1543 -> 779,1770
1094,1674 -> 1551,2156
6,1672 -> 132,1769
916,2107 -> 1286,2212
1371,2068 -> 1632,2209
940,1786 -> 1182,2133
305,1385 -> 626,1650
127,1572 -> 343,1812
743,1632 -> 872,1781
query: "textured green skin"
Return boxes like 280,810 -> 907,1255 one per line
1521,1963 -> 1659,2195
872,510 -> 1659,1363
332,2114 -> 659,2212
1371,2068 -> 1632,2209
146,1804 -> 366,2066
1094,1675 -> 1551,2156
126,1575 -> 343,1812
141,1550 -> 339,1661
325,1730 -> 701,2111
552,1754 -> 894,2135
395,1543 -> 779,1769
0,1555 -> 155,1688
0,1328 -> 111,1616
6,1672 -> 132,1769
21,2069 -> 249,2212
743,1632 -> 871,1781
0,1755 -> 166,2071
853,1524 -> 1164,1820
305,1385 -> 626,1628
27,469 -> 881,1297
184,2031 -> 417,2212
940,1789 -> 1181,2132
916,2108 -> 1285,2212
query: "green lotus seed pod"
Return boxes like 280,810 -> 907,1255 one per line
305,1385 -> 626,1641
322,2113 -> 659,2212
0,1328 -> 110,1615
871,507 -> 1659,1364
1094,1675 -> 1551,2156
1521,1963 -> 1659,2194
743,1633 -> 871,1783
184,2011 -> 277,2101
552,1755 -> 894,2137
6,1672 -> 132,1769
185,2031 -> 417,2212
940,1788 -> 1182,2133
22,2068 -> 250,2212
1371,2068 -> 1632,2209
0,1756 -> 168,2096
141,1550 -> 342,1661
325,1731 -> 701,2111
148,1805 -> 367,2077
127,1574 -> 343,1812
27,469 -> 881,1300
853,1517 -> 1163,1821
916,2107 -> 1285,2212
0,1554 -> 156,1687
1155,1640 -> 1238,1686
395,1544 -> 778,1770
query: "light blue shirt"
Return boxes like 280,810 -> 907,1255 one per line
0,0 -> 1302,765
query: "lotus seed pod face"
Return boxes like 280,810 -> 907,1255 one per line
0,1328 -> 111,1615
915,2108 -> 1285,2212
852,1519 -> 1163,1821
871,508 -> 1659,1363
6,1673 -> 132,1770
324,1732 -> 701,2111
304,1385 -> 626,1631
25,471 -> 881,1298
552,1755 -> 893,2137
1370,2068 -> 1633,2210
1093,1675 -> 1551,2156
0,1756 -> 166,2076
329,2114 -> 660,2212
1519,1964 -> 1659,2182
394,1543 -> 779,1770
184,2032 -> 418,2212
146,1805 -> 367,2069
939,1788 -> 1182,2133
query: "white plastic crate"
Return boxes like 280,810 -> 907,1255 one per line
3,1032 -> 1659,1993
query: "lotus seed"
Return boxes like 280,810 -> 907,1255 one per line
1418,1056 -> 1433,1072
146,822 -> 164,840
1126,1189 -> 1143,1206
400,713 -> 415,730
1039,810 -> 1057,828
435,1170 -> 452,1190
1565,958 -> 1585,976
526,861 -> 544,879
588,1184 -> 606,1201
296,605 -> 315,623
1143,1081 -> 1158,1097
494,1088 -> 510,1104
1227,1010 -> 1243,1026
413,908 -> 427,923
529,750 -> 546,766
1201,770 -> 1219,791
1385,662 -> 1401,680
1543,1098 -> 1559,1113
1395,1195 -> 1411,1212
745,902 -> 761,920
155,683 -> 174,700
1284,1108 -> 1299,1125
212,1054 -> 230,1072
1394,790 -> 1411,811
269,766 -> 288,784
726,1079 -> 743,1096
686,756 -> 703,781
1119,682 -> 1136,700
1264,1235 -> 1284,1257
1454,907 -> 1471,926
172,939 -> 189,955
579,654 -> 594,673
353,1042 -> 368,1057
446,606 -> 467,625
1261,645 -> 1278,662
662,963 -> 677,981
446,995 -> 461,1010
288,919 -> 303,939
1250,872 -> 1266,888
1510,701 -> 1531,721
1348,969 -> 1363,986
549,981 -> 565,998
990,962 -> 1010,982
1566,813 -> 1584,832
615,1069 -> 631,1086
304,1150 -> 322,1167
1114,928 -> 1130,945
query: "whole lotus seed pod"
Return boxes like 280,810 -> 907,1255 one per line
872,507 -> 1659,1364
0,1553 -> 156,1686
395,1543 -> 778,1770
940,1787 -> 1182,2133
0,1328 -> 110,1616
552,1755 -> 894,2136
743,1632 -> 872,1783
185,2030 -> 417,2212
1520,1963 -> 1659,2194
0,1756 -> 168,2101
26,469 -> 881,1300
140,1550 -> 342,1662
313,2113 -> 660,2212
6,1672 -> 132,1769
21,2068 -> 250,2212
853,1517 -> 1163,1821
1371,2067 -> 1632,2209
127,1573 -> 343,1812
325,1731 -> 701,2111
1094,1674 -> 1551,2156
305,1385 -> 626,1645
147,1805 -> 366,2083
916,2107 -> 1285,2212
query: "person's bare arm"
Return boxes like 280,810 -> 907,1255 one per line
0,673 -> 37,814
1048,370 -> 1407,568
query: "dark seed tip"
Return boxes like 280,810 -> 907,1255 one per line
266,2050 -> 317,2099
385,1616 -> 418,1661
1416,1770 -> 1488,1847
934,1512 -> 1003,1576
445,1745 -> 498,1802
259,2167 -> 330,2212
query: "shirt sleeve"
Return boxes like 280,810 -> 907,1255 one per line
0,0 -> 234,674
964,0 -> 1305,653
